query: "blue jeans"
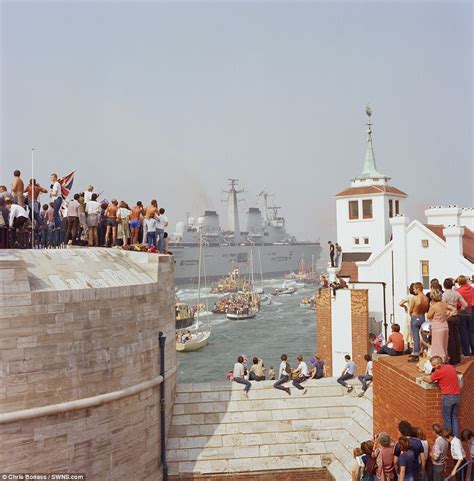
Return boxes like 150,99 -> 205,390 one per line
337,373 -> 354,387
156,228 -> 165,252
53,197 -> 63,228
459,311 -> 473,356
358,374 -> 373,392
411,315 -> 425,355
233,377 -> 251,392
146,231 -> 156,246
441,394 -> 461,437
378,345 -> 403,356
274,375 -> 290,391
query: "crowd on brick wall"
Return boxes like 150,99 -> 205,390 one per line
0,170 -> 171,253
352,422 -> 473,481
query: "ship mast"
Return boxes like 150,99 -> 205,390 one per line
223,179 -> 243,245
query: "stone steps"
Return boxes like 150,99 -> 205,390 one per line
167,378 -> 373,480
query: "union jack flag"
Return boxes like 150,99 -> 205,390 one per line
58,170 -> 75,199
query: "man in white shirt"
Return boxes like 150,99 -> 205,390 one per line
66,193 -> 81,245
357,354 -> 373,397
292,355 -> 309,395
155,207 -> 168,253
6,199 -> 28,229
445,431 -> 466,479
273,353 -> 291,396
50,173 -> 63,228
232,356 -> 251,399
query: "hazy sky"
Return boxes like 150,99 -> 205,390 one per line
1,1 -> 472,241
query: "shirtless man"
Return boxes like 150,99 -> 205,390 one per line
408,282 -> 429,362
130,201 -> 144,244
11,170 -> 25,206
105,199 -> 118,246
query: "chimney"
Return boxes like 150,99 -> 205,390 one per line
443,226 -> 464,258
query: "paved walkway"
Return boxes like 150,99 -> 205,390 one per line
167,377 -> 373,480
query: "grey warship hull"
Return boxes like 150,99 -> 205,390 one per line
172,242 -> 322,283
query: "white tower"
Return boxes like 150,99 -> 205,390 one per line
335,106 -> 407,257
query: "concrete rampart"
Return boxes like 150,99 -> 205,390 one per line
0,249 -> 177,481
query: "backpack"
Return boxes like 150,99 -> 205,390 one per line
284,362 -> 291,375
365,456 -> 376,475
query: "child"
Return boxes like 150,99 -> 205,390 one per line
369,332 -> 384,352
377,324 -> 405,356
268,366 -> 276,381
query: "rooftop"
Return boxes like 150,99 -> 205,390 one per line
424,224 -> 474,263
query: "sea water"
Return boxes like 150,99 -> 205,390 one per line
175,279 -> 317,383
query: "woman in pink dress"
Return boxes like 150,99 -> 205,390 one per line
427,289 -> 455,362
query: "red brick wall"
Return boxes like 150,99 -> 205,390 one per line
170,467 -> 331,481
316,289 -> 333,376
351,290 -> 369,376
373,357 -> 474,445
460,361 -> 474,432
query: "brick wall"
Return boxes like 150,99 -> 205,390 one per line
351,290 -> 369,376
373,357 -> 474,445
316,288 -> 369,377
170,467 -> 332,480
316,289 -> 332,376
0,250 -> 177,481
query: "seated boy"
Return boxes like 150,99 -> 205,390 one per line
377,324 -> 405,356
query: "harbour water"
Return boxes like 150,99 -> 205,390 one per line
176,279 -> 318,383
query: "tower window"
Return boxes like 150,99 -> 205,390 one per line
349,201 -> 359,220
363,237 -> 369,245
395,200 -> 400,215
362,199 -> 373,219
389,199 -> 393,218
421,261 -> 430,289
354,237 -> 360,245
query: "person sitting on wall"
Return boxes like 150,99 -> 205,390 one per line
331,276 -> 347,297
309,354 -> 326,379
377,324 -> 405,356
337,354 -> 356,393
369,332 -> 384,352
357,354 -> 373,397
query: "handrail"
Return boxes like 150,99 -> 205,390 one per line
0,365 -> 177,424
444,460 -> 472,480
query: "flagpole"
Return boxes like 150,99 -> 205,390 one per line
31,149 -> 34,249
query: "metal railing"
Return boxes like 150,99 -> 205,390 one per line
444,460 -> 473,480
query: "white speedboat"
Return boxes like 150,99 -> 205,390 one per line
226,310 -> 258,320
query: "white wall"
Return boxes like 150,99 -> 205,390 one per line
357,220 -> 473,327
336,194 -> 405,255
331,289 -> 353,375
461,209 -> 474,230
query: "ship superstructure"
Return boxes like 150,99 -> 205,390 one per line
171,180 -> 321,282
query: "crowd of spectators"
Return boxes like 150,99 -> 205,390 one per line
0,170 -> 170,253
353,421 -> 473,481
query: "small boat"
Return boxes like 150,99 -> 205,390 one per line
176,328 -> 211,352
175,302 -> 195,330
176,235 -> 211,352
299,297 -> 312,308
272,286 -> 297,296
226,307 -> 258,320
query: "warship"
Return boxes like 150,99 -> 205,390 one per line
170,180 -> 322,283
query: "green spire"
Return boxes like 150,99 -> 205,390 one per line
358,105 -> 389,180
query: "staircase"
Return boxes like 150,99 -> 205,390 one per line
167,378 -> 373,480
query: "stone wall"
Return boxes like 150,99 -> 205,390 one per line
170,467 -> 332,480
0,249 -> 177,481
315,289 -> 332,376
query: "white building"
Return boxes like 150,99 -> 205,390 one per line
333,108 -> 474,332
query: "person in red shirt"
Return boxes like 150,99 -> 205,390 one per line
377,323 -> 405,356
423,356 -> 461,437
456,275 -> 474,356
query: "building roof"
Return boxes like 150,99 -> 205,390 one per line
424,224 -> 474,263
338,261 -> 359,281
335,185 -> 408,198
342,252 -> 372,262
355,106 -> 390,181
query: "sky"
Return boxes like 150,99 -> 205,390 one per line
1,1 -> 472,242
